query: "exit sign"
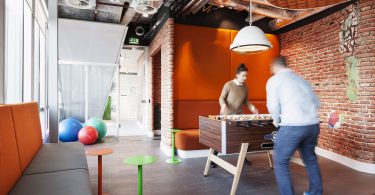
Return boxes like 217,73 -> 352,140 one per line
129,37 -> 139,45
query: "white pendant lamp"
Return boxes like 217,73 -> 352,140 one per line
230,0 -> 272,54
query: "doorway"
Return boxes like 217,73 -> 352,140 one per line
152,49 -> 161,131
117,46 -> 148,136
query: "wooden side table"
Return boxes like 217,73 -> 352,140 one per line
86,148 -> 113,195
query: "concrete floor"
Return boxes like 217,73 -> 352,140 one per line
85,136 -> 375,195
105,120 -> 148,136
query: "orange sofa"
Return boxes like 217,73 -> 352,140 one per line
174,100 -> 269,151
0,103 -> 92,195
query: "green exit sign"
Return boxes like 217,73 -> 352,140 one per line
129,37 -> 139,45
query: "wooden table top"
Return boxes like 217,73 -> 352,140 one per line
86,148 -> 113,156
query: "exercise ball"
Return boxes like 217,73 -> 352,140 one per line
78,126 -> 98,145
59,118 -> 83,142
84,118 -> 107,141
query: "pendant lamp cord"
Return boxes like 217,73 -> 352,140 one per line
249,0 -> 253,26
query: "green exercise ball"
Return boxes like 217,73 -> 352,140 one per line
84,118 -> 107,141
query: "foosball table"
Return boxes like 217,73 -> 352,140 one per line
199,114 -> 276,195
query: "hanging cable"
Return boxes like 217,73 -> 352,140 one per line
249,0 -> 253,26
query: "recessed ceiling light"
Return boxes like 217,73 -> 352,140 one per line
142,13 -> 149,17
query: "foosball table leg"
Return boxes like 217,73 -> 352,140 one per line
230,143 -> 249,195
203,148 -> 215,177
266,150 -> 273,169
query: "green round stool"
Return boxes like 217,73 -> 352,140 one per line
124,155 -> 157,195
165,129 -> 182,164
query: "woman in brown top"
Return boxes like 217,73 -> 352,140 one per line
219,64 -> 259,115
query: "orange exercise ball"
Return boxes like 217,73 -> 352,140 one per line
78,126 -> 98,145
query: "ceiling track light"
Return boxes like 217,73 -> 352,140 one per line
230,0 -> 272,54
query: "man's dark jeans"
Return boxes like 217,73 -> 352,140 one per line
274,124 -> 323,195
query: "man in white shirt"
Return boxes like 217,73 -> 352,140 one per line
266,57 -> 322,195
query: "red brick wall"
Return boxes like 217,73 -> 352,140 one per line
152,51 -> 161,104
149,18 -> 174,146
280,0 -> 375,163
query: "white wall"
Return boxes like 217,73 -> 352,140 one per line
58,18 -> 127,64
0,0 -> 4,103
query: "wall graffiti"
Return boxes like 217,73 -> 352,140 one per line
345,56 -> 360,101
339,2 -> 360,102
339,2 -> 359,54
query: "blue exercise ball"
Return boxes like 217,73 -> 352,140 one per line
59,118 -> 83,142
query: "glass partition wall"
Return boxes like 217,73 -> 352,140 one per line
58,62 -> 120,136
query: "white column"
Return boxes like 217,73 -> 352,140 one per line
47,0 -> 59,143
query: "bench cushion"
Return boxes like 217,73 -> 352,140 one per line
0,106 -> 22,195
175,129 -> 208,150
23,142 -> 88,175
10,103 -> 43,172
9,169 -> 92,195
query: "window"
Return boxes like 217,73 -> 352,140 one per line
5,0 -> 24,103
23,2 -> 33,102
4,0 -> 48,138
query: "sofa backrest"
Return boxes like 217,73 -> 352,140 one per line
174,100 -> 269,129
10,102 -> 43,172
0,105 -> 22,195
174,101 -> 220,129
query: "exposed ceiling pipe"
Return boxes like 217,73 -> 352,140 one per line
177,0 -> 198,16
210,0 -> 297,20
170,0 -> 184,10
164,0 -> 176,7
144,13 -> 168,38
172,0 -> 187,17
269,5 -> 333,30
192,0 -> 210,14
188,0 -> 210,14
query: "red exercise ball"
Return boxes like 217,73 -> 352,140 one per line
78,126 -> 98,145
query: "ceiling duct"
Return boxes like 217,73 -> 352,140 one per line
134,0 -> 163,14
135,26 -> 145,36
64,0 -> 96,9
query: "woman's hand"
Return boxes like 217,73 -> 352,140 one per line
250,105 -> 259,114
220,104 -> 228,115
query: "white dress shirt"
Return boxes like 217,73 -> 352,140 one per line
266,69 -> 320,126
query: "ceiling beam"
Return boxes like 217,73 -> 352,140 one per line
245,14 -> 266,22
210,0 -> 298,20
120,7 -> 136,26
269,5 -> 334,30
243,0 -> 273,6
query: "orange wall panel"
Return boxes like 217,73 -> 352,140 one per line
230,31 -> 280,101
174,24 -> 231,100
174,24 -> 280,101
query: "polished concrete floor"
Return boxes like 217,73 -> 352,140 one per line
105,120 -> 148,136
85,136 -> 375,195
